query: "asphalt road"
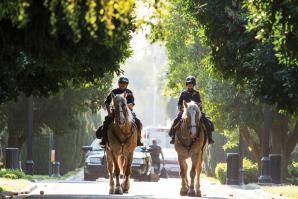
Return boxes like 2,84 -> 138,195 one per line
16,173 -> 293,199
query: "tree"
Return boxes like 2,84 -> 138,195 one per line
0,0 -> 134,103
0,73 -> 112,150
245,0 -> 298,67
152,0 -> 298,179
181,0 -> 298,113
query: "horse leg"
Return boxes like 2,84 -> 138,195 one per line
113,154 -> 123,195
121,153 -> 133,193
178,155 -> 188,196
195,152 -> 203,197
106,151 -> 115,194
188,153 -> 198,197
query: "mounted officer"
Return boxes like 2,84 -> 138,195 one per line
96,76 -> 143,147
168,76 -> 215,144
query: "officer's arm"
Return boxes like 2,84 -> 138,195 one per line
105,92 -> 113,115
127,103 -> 134,110
127,91 -> 135,110
178,93 -> 184,112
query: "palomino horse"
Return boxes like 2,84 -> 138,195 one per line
106,93 -> 138,194
174,101 -> 207,197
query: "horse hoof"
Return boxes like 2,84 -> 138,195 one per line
121,182 -> 129,193
180,188 -> 188,196
196,190 -> 202,197
114,186 -> 123,195
187,188 -> 196,197
109,188 -> 114,194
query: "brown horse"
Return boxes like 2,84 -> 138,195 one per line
106,93 -> 138,194
174,101 -> 207,197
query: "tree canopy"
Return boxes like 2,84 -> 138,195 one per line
0,0 -> 135,103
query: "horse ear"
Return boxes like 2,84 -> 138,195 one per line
183,100 -> 188,108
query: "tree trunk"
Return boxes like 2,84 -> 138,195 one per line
270,114 -> 298,181
239,126 -> 262,171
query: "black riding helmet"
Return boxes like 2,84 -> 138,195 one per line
185,76 -> 196,85
118,76 -> 129,84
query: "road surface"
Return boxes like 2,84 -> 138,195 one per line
16,170 -> 293,199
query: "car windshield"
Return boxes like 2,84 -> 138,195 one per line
90,139 -> 103,151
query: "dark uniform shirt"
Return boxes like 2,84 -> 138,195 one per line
149,144 -> 162,164
104,88 -> 135,106
178,89 -> 201,108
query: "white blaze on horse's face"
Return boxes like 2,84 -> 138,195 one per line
118,102 -> 125,125
188,106 -> 197,138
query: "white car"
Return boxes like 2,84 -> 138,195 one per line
162,148 -> 180,177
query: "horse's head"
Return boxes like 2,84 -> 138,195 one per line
111,92 -> 132,126
182,101 -> 202,138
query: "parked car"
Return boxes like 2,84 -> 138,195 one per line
162,148 -> 180,177
82,139 -> 107,181
82,139 -> 155,181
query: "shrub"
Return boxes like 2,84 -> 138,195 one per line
0,169 -> 25,179
287,162 -> 298,185
215,163 -> 227,184
288,162 -> 298,177
243,158 -> 258,184
2,173 -> 17,179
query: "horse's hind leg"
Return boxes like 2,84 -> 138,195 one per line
113,155 -> 123,195
106,151 -> 115,194
178,155 -> 188,196
121,153 -> 133,193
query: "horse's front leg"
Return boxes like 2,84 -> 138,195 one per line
121,152 -> 133,193
106,151 -> 115,194
178,155 -> 188,196
195,152 -> 203,197
112,154 -> 123,195
188,153 -> 200,197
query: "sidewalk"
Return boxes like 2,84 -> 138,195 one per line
0,178 -> 37,197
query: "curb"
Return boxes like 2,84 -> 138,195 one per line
0,183 -> 37,197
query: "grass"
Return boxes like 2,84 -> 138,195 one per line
262,185 -> 298,198
24,168 -> 81,181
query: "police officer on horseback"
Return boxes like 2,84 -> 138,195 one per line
96,76 -> 143,147
168,76 -> 214,144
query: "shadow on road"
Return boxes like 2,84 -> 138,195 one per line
21,194 -> 229,199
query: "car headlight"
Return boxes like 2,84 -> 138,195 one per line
132,158 -> 145,165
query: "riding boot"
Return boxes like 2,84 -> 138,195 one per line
136,123 -> 144,146
99,116 -> 113,147
137,136 -> 144,146
169,127 -> 176,144
207,132 -> 214,144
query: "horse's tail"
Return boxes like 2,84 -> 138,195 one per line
119,155 -> 126,175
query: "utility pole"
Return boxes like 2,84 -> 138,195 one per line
258,104 -> 272,183
25,95 -> 34,175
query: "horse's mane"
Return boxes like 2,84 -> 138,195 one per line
112,94 -> 134,123
182,101 -> 201,120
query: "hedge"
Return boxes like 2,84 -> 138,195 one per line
215,158 -> 258,184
